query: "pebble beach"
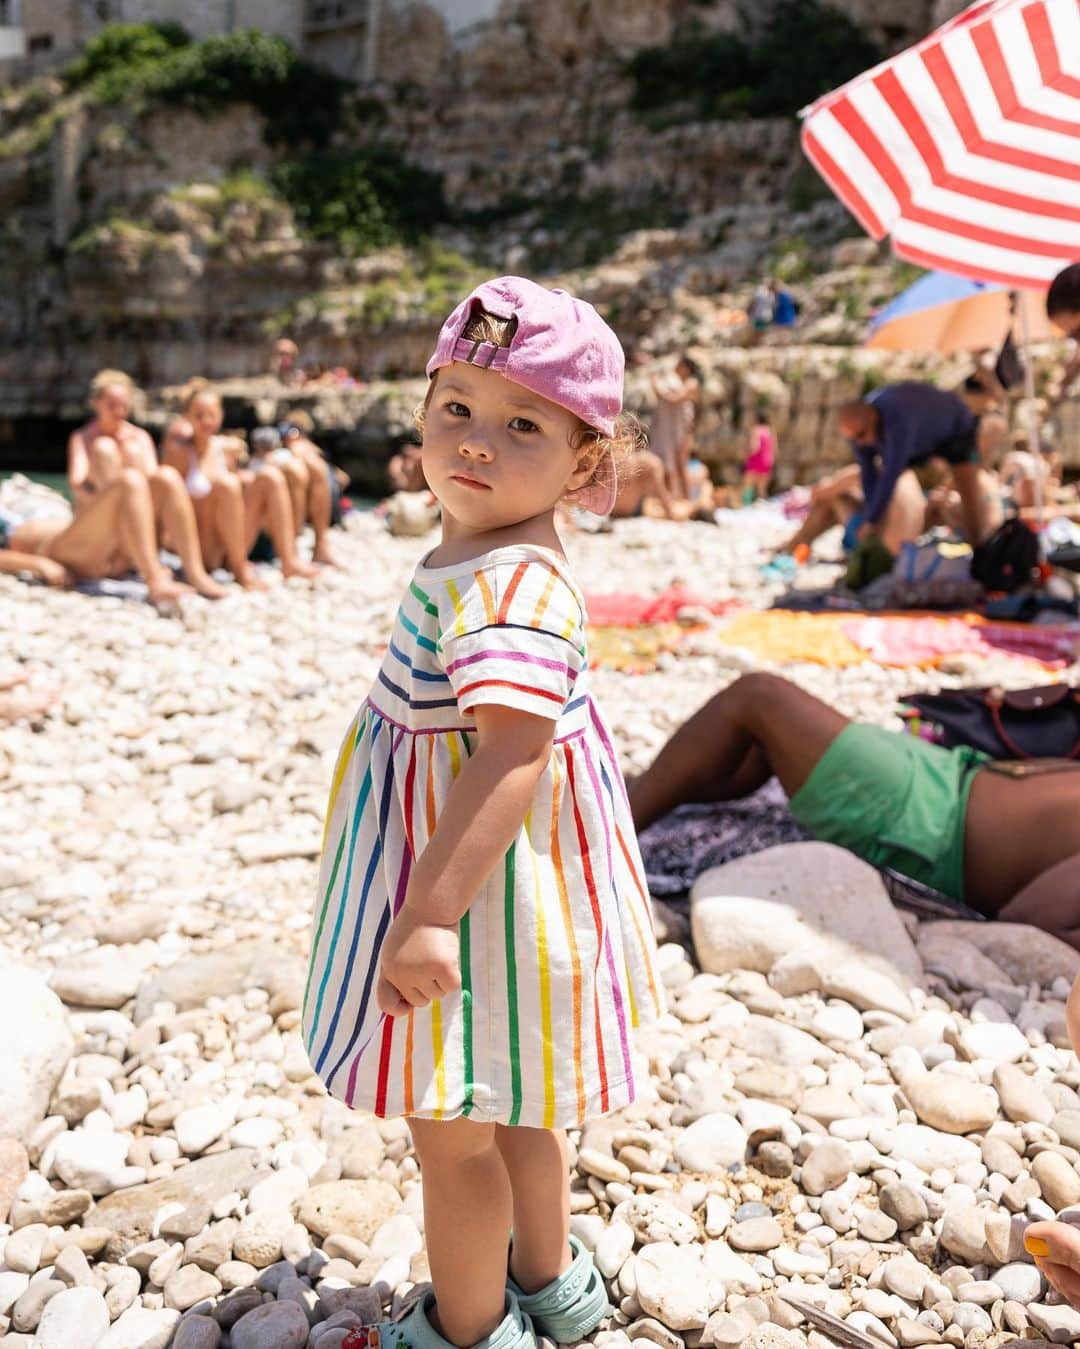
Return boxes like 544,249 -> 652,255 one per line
4,513 -> 1080,1349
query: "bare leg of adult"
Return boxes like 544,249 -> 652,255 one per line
47,471 -> 190,605
243,468 -> 320,580
148,468 -> 229,598
280,457 -> 310,538
307,463 -> 338,565
627,673 -> 849,832
951,461 -> 995,547
878,469 -> 927,556
205,477 -> 267,591
673,439 -> 692,501
409,1118 -> 513,1347
782,499 -> 845,554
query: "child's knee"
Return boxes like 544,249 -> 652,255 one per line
410,1117 -> 496,1165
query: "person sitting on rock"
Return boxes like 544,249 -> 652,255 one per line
840,381 -> 996,552
610,445 -> 714,522
0,468 -> 193,607
162,383 -> 319,587
628,672 -> 1080,947
67,369 -> 228,599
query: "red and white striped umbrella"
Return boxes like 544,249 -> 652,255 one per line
800,0 -> 1080,291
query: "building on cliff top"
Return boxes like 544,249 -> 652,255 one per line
2,0 -> 499,76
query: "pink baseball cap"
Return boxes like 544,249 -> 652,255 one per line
426,275 -> 623,515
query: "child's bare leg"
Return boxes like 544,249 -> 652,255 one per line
494,1125 -> 572,1293
148,466 -> 229,598
243,468 -> 319,579
409,1118 -> 512,1347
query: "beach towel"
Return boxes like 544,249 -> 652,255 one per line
843,616 -> 1078,670
584,585 -> 738,626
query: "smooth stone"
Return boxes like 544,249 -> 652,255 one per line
690,844 -> 922,984
904,1073 -> 999,1136
882,1257 -> 930,1302
164,1265 -> 222,1311
96,902 -> 169,945
230,1298 -> 320,1348
172,1314 -> 222,1349
701,1240 -> 763,1296
1033,1151 -> 1080,1210
949,1304 -> 992,1334
958,1023 -> 1028,1065
88,1150 -> 259,1257
882,1124 -> 980,1173
297,1179 -> 401,1242
800,1086 -> 859,1126
0,1271 -> 30,1315
12,1276 -> 64,1332
634,1243 -> 714,1329
174,1104 -> 236,1156
879,1183 -> 929,1231
48,947 -> 148,1010
5,1224 -> 47,1274
673,1114 -> 748,1173
858,1210 -> 898,1242
801,1139 -> 854,1196
980,1136 -> 1022,1181
0,963 -> 75,1144
939,1208 -> 987,1264
596,1221 -> 635,1278
1027,1303 -> 1080,1344
32,1286 -> 110,1348
51,1131 -> 139,1196
132,942 -> 304,1023
1051,1111 -> 1080,1152
993,1065 -> 1054,1126
0,1139 -> 30,1224
737,1015 -> 830,1069
919,922 -> 1080,989
993,1263 -> 1043,1304
728,1217 -> 783,1252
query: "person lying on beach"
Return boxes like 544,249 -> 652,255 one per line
67,369 -> 227,599
0,469 -> 192,606
611,446 -> 714,522
162,384 -> 319,586
629,672 -> 1080,948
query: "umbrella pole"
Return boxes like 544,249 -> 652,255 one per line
1018,293 -> 1045,530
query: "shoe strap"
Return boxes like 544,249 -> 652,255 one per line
513,1235 -> 595,1315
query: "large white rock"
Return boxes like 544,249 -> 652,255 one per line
634,1242 -> 733,1329
33,1286 -> 110,1348
673,1114 -> 748,1173
904,1072 -> 1000,1135
97,1306 -> 181,1348
879,1123 -> 980,1174
48,946 -> 153,1009
0,963 -> 75,1144
691,844 -> 922,987
921,921 -> 1080,988
52,1131 -> 143,1196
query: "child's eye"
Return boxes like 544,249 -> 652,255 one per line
446,401 -> 469,417
509,417 -> 540,433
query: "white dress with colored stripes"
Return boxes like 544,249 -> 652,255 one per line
302,544 -> 664,1128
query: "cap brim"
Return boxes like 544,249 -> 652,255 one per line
564,446 -> 617,517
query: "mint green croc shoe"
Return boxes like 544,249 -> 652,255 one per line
507,1235 -> 611,1343
342,1291 -> 537,1349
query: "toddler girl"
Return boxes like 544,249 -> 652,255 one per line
303,277 -> 663,1349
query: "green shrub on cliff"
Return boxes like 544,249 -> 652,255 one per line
629,0 -> 882,122
64,25 -> 347,147
271,149 -> 446,253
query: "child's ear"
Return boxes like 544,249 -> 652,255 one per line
567,436 -> 605,491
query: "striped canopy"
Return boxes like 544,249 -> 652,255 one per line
800,0 -> 1080,290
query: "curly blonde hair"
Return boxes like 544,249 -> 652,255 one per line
415,309 -> 643,496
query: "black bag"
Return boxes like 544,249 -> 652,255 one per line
970,517 -> 1039,593
900,684 -> 1080,760
994,329 -> 1026,391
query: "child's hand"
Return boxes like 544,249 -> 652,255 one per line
1026,1222 -> 1080,1307
376,907 -> 460,1017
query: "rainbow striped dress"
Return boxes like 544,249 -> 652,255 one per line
302,544 -> 664,1128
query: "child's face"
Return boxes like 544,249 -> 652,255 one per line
422,364 -> 596,533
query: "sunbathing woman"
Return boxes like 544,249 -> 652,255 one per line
629,672 -> 1080,948
0,470 -> 191,606
162,384 -> 319,586
68,369 -> 228,598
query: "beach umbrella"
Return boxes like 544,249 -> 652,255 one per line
866,270 -> 1056,351
799,0 -> 1080,291
801,0 -> 1080,522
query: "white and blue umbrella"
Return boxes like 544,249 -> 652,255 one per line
866,269 -> 1054,352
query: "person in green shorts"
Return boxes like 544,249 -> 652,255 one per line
628,673 -> 1080,947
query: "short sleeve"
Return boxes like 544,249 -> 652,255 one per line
435,559 -> 586,721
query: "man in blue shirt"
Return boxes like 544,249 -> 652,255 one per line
838,381 -> 992,549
